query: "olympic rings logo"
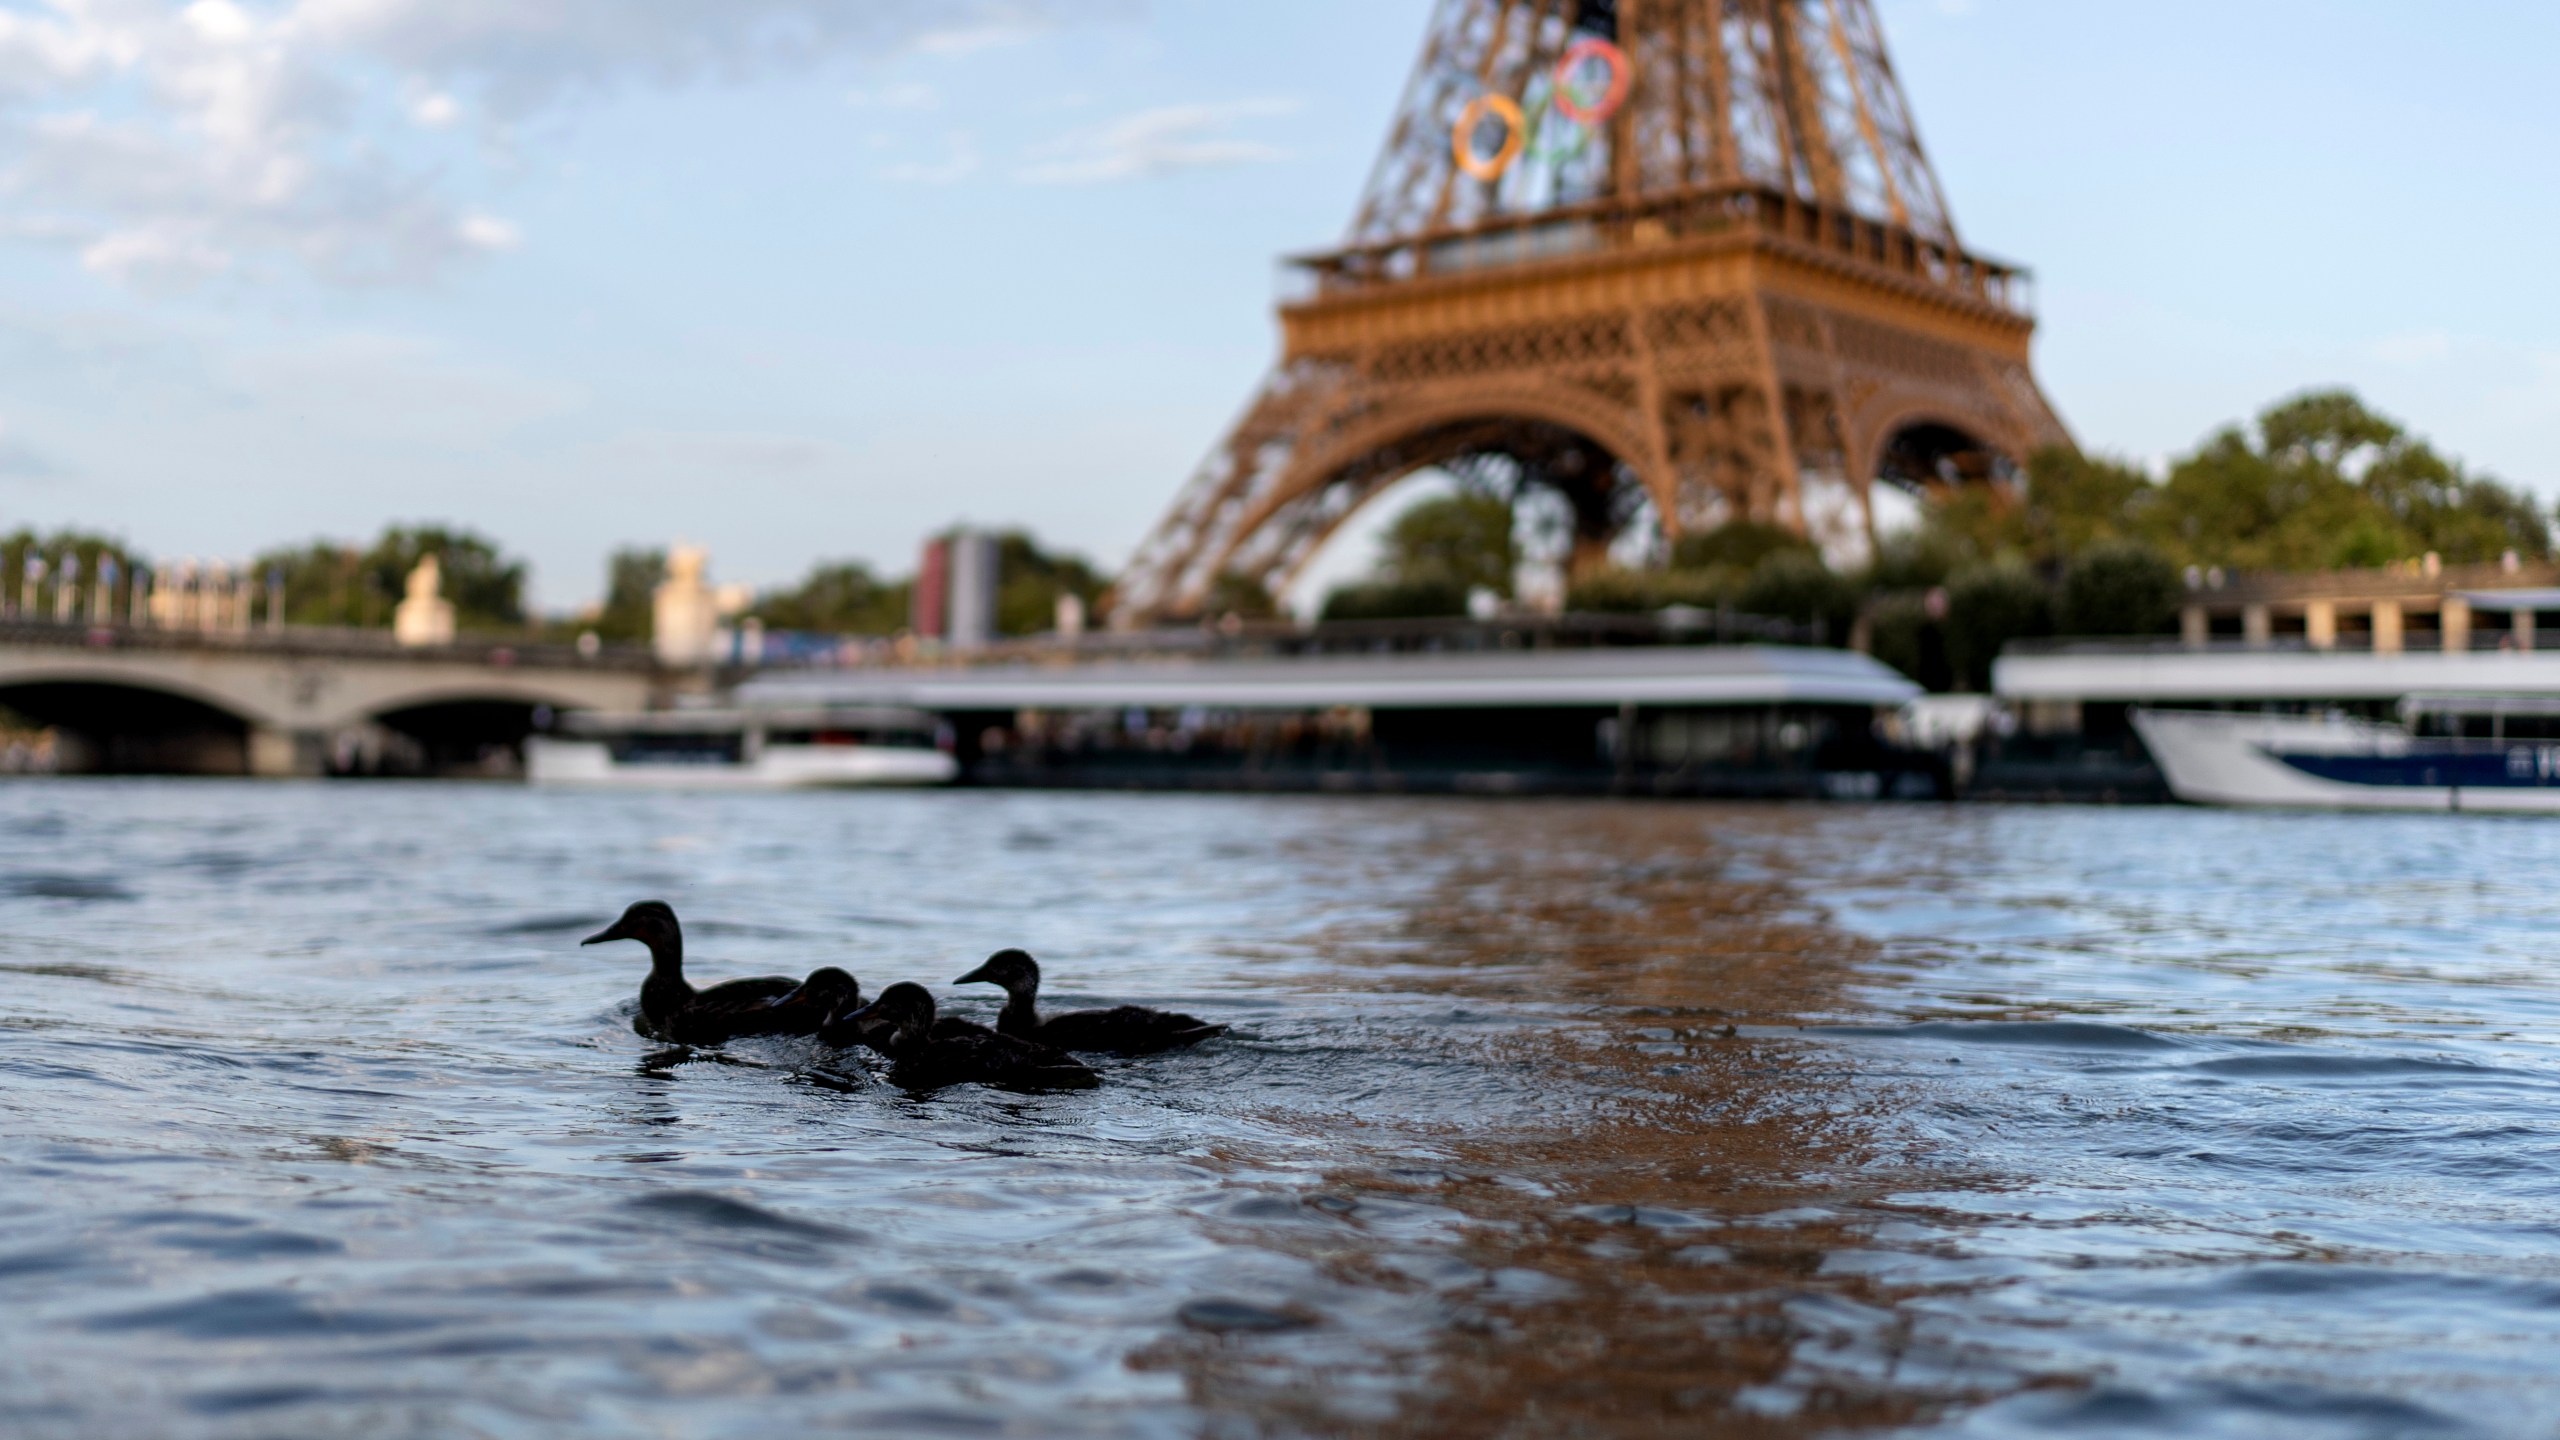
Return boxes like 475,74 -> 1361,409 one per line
1452,94 -> 1527,181
1450,37 -> 1631,183
1553,38 -> 1631,127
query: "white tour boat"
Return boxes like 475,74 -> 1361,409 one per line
526,705 -> 956,790
2133,696 -> 2560,812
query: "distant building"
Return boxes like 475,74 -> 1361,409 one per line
911,530 -> 999,652
2168,554 -> 2557,654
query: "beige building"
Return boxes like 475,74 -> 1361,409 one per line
2173,555 -> 2560,654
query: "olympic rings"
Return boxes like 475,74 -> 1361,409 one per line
1452,93 -> 1527,181
1552,37 -> 1631,126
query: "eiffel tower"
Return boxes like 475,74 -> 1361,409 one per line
1112,0 -> 2069,622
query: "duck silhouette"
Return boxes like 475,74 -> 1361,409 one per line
824,982 -> 1099,1092
582,900 -> 803,1045
953,949 -> 1225,1056
726,966 -> 861,1041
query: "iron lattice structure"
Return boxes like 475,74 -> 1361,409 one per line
1113,0 -> 2070,622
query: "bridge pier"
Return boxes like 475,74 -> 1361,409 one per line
248,727 -> 327,779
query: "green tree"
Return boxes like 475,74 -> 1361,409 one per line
1864,591 -> 1951,691
256,524 -> 527,631
2058,540 -> 2179,637
1669,520 -> 1811,572
752,559 -> 909,636
989,531 -> 1108,637
2025,448 -> 2153,561
1738,552 -> 1858,640
1380,492 -> 1517,596
3,529 -> 147,617
1943,563 -> 2052,691
1565,565 -> 1730,614
1319,577 -> 1469,623
1320,490 -> 1518,622
1207,570 -> 1280,621
2135,390 -> 2548,570
587,547 -> 665,642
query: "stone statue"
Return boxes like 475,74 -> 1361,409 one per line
393,554 -> 456,648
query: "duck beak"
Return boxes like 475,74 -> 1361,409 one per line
580,922 -> 626,947
952,962 -> 993,985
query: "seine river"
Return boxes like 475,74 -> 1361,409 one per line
3,783 -> 2557,1437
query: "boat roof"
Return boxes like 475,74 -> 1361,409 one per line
2453,589 -> 2560,611
1997,646 -> 2560,703
2400,692 -> 2560,718
738,644 -> 1918,713
555,705 -> 936,736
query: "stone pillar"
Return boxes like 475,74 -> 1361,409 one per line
2243,604 -> 2272,647
2519,608 -> 2538,653
2442,597 -> 2471,654
2373,601 -> 2403,655
2180,604 -> 2209,648
2307,600 -> 2338,651
248,728 -> 325,778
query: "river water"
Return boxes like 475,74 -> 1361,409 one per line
2,783 -> 2556,1438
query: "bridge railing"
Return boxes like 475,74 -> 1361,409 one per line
0,616 -> 660,671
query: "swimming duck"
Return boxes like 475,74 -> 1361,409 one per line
952,949 -> 1226,1056
824,982 -> 1100,1092
724,966 -> 861,1041
582,900 -> 800,1045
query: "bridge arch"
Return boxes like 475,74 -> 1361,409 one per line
0,675 -> 259,775
0,642 -> 657,776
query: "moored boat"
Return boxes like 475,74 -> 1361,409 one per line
2134,697 -> 2560,812
526,705 -> 955,790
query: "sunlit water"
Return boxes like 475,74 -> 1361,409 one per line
2,784 -> 2557,1438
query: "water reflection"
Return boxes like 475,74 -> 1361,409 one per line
1163,803 -> 2011,1434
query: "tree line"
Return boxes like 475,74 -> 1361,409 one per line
1,522 -> 1108,644
1307,389 -> 2553,689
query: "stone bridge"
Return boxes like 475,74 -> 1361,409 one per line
0,623 -> 660,776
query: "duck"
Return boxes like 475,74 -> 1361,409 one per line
823,982 -> 1100,1092
952,949 -> 1226,1056
724,966 -> 861,1041
581,900 -> 802,1045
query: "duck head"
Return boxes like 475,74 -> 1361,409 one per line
582,901 -> 681,962
836,981 -> 935,1053
953,948 -> 1039,996
795,967 -> 861,1015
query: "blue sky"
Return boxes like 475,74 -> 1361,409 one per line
0,0 -> 2552,611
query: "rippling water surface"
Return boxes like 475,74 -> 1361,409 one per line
3,783 -> 2558,1437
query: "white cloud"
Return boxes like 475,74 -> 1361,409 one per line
409,90 -> 459,127
1018,99 -> 1298,185
455,212 -> 519,251
0,0 -> 1115,289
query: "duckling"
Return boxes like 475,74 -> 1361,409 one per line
952,949 -> 1225,1057
824,982 -> 1100,1092
724,966 -> 860,1041
581,900 -> 799,1045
